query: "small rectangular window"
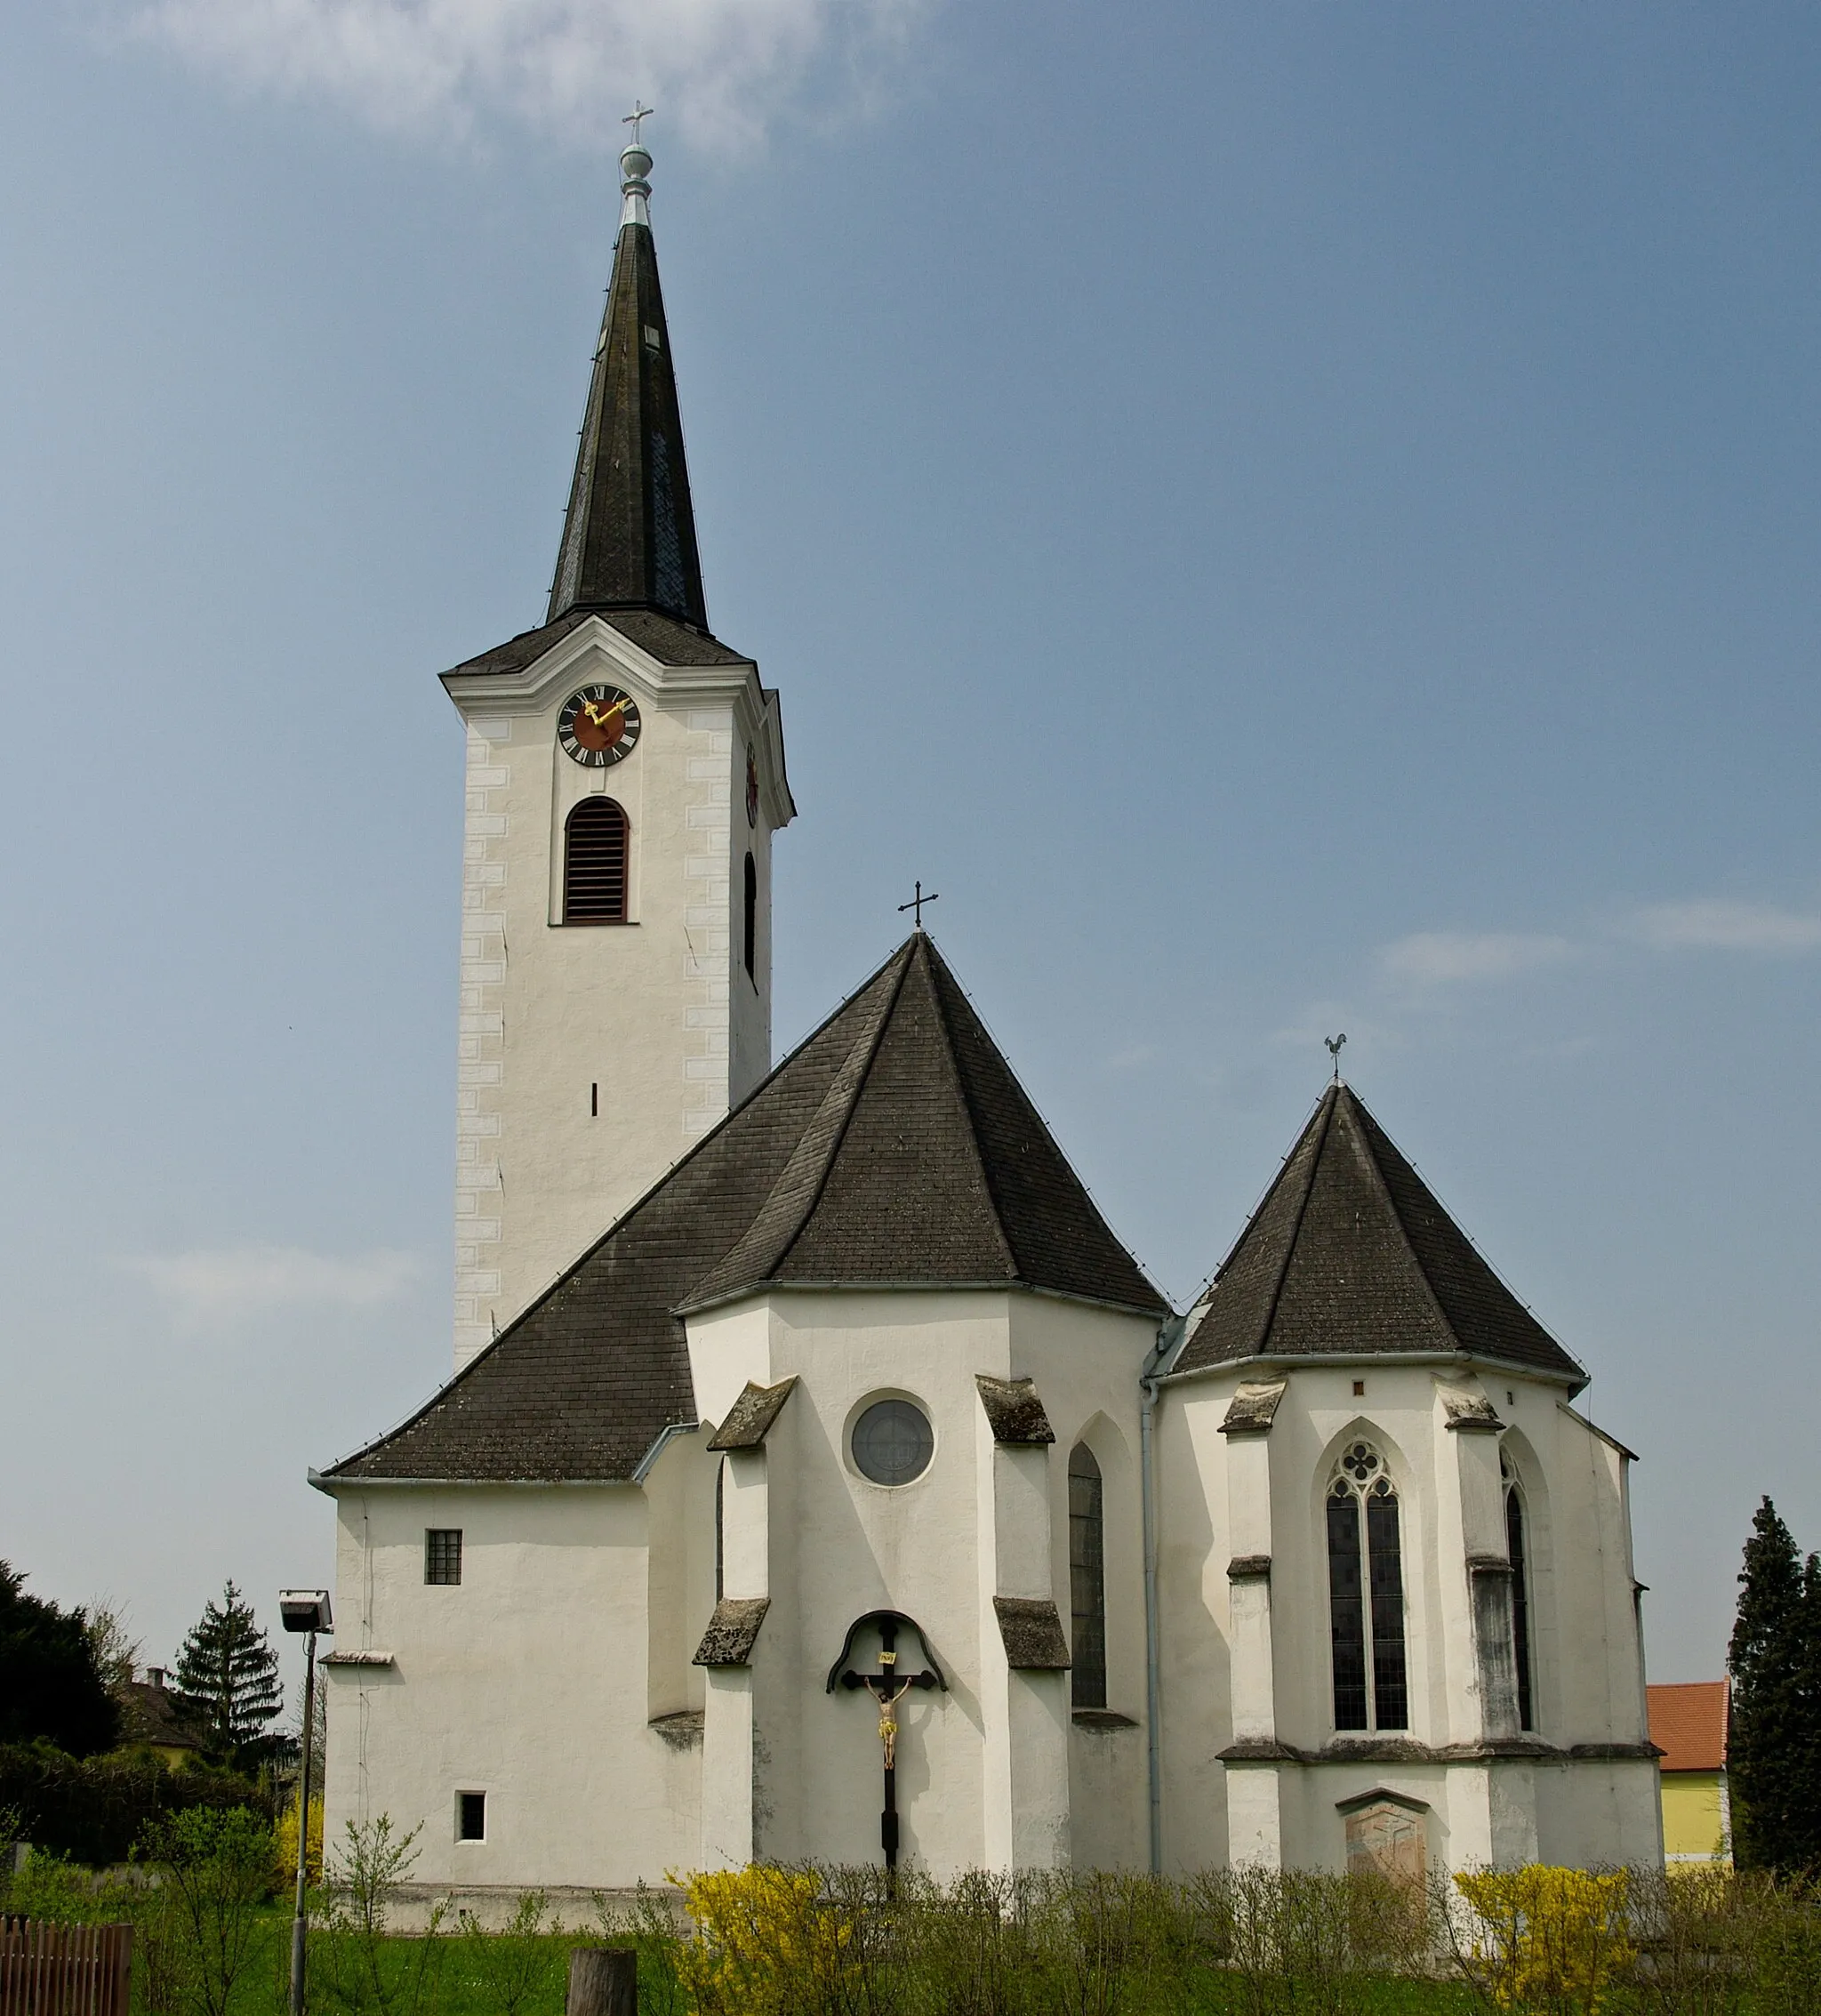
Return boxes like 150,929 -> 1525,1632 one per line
457,1791 -> 485,1842
426,1530 -> 463,1585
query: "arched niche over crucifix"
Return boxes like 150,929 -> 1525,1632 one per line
826,1610 -> 946,1881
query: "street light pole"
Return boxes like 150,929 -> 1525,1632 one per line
279,1590 -> 333,2016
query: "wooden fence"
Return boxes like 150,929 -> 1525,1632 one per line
0,1919 -> 132,2016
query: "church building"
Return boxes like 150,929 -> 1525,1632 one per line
312,134 -> 1664,1892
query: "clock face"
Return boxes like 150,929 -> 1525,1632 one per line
558,685 -> 641,767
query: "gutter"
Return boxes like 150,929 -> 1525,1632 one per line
1139,1311 -> 1187,1875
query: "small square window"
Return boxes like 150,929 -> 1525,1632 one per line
1352,1381 -> 1366,1397
457,1791 -> 485,1842
426,1530 -> 463,1585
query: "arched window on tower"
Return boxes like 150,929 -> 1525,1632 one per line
1069,1444 -> 1107,1709
1326,1440 -> 1408,1731
564,798 -> 630,923
743,852 -> 757,983
1504,1455 -> 1534,1731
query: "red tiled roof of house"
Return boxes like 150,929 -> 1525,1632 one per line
1649,1681 -> 1729,1773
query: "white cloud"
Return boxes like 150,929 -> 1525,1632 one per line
112,0 -> 924,150
1632,898 -> 1821,954
122,1243 -> 421,1327
1377,930 -> 1575,990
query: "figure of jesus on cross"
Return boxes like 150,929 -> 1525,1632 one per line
830,1614 -> 943,1882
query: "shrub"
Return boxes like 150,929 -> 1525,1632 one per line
0,1739 -> 263,1867
139,1804 -> 282,2016
457,1891 -> 565,2016
1449,1865 -> 1634,2013
274,1789 -> 324,1887
674,1865 -> 862,2016
309,1814 -> 446,2016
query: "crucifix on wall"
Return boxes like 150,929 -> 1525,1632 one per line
826,1610 -> 946,1881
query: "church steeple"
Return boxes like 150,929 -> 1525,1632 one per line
547,126 -> 710,630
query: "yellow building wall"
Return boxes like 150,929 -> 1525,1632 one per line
1660,1771 -> 1728,1861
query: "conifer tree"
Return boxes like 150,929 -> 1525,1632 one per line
1727,1496 -> 1821,1873
173,1581 -> 285,1767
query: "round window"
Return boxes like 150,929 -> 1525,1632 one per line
851,1398 -> 934,1486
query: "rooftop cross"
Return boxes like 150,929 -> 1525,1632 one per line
1325,1032 -> 1347,1082
897,880 -> 940,930
622,100 -> 654,146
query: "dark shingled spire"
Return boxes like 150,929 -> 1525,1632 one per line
322,937 -> 1164,1485
547,134 -> 710,630
1174,1083 -> 1585,1385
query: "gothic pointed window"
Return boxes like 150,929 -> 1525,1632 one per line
564,798 -> 629,923
743,852 -> 757,983
1069,1444 -> 1107,1709
1326,1441 -> 1408,1731
1504,1458 -> 1535,1731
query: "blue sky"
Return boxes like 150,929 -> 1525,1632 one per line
3,0 -> 1818,1699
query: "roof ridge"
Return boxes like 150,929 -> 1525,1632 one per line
1337,1085 -> 1464,1357
321,940 -> 919,1477
718,941 -> 919,1290
917,938 -> 1020,1282
1247,1086 -> 1338,1359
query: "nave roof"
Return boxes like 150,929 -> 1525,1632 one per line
323,936 -> 1164,1485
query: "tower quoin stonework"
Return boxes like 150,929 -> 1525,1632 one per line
312,135 -> 1663,1892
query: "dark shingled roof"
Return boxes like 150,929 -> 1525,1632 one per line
1174,1084 -> 1584,1385
324,936 -> 1163,1485
441,607 -> 753,684
548,192 -> 709,629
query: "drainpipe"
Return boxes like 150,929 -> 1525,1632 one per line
1139,1313 -> 1185,1876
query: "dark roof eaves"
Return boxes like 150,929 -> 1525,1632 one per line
676,1276 -> 1170,1323
1155,1347 -> 1588,1396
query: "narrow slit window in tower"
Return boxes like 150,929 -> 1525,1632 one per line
743,852 -> 758,983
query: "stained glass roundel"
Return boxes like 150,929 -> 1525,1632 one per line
851,1398 -> 935,1486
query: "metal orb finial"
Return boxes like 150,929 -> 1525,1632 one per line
619,102 -> 654,228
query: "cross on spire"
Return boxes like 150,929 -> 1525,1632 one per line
897,880 -> 939,930
622,100 -> 654,145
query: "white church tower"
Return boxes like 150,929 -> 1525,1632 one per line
440,132 -> 793,1366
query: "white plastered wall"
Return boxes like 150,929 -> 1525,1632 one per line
685,1288 -> 1155,1879
321,1476 -> 712,1892
1152,1360 -> 1661,1875
444,618 -> 789,1368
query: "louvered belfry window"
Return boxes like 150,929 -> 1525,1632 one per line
565,797 -> 629,922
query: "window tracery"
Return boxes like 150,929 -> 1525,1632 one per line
1326,1441 -> 1408,1731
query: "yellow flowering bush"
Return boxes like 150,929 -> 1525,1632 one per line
274,1789 -> 323,1885
1452,1865 -> 1634,2013
674,1865 -> 855,2016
